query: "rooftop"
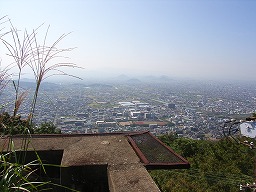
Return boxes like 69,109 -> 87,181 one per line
0,131 -> 189,192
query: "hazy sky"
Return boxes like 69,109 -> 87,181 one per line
1,0 -> 256,81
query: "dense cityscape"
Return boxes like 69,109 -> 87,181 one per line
1,77 -> 256,139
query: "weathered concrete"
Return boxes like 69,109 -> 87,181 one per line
0,133 -> 161,192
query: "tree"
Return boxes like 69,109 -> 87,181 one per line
34,122 -> 61,134
150,135 -> 255,192
0,112 -> 33,135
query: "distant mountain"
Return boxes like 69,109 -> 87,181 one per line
15,80 -> 35,89
126,78 -> 141,84
116,74 -> 130,81
140,75 -> 173,83
109,74 -> 131,82
50,74 -> 175,85
111,74 -> 173,83
16,79 -> 61,91
159,75 -> 172,81
41,82 -> 62,91
88,83 -> 114,89
20,78 -> 35,83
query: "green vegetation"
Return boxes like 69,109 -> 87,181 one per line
88,101 -> 115,109
0,16 -> 79,191
0,147 -> 48,191
151,134 -> 256,192
0,111 -> 60,135
0,112 -> 33,135
0,15 -> 81,129
34,122 -> 61,134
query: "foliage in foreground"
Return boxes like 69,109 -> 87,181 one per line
0,112 -> 34,135
34,122 -> 61,134
0,150 -> 47,192
0,112 -> 60,135
151,135 -> 256,192
0,16 -> 78,191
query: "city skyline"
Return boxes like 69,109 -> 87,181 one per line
1,0 -> 256,81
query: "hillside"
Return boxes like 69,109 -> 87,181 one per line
150,135 -> 256,192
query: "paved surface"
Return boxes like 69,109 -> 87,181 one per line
1,134 -> 161,192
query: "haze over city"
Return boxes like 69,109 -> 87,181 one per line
1,2 -> 256,191
1,0 -> 256,81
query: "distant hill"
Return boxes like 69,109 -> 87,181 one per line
126,78 -> 141,84
116,74 -> 130,81
151,135 -> 256,192
159,75 -> 172,81
140,75 -> 173,83
15,79 -> 61,91
110,74 -> 174,84
87,83 -> 114,89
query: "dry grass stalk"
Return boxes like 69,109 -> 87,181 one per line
13,91 -> 28,117
26,26 -> 82,120
0,16 -> 12,94
0,16 -> 10,38
1,21 -> 39,116
0,16 -> 80,123
0,62 -> 11,94
1,18 -> 82,124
